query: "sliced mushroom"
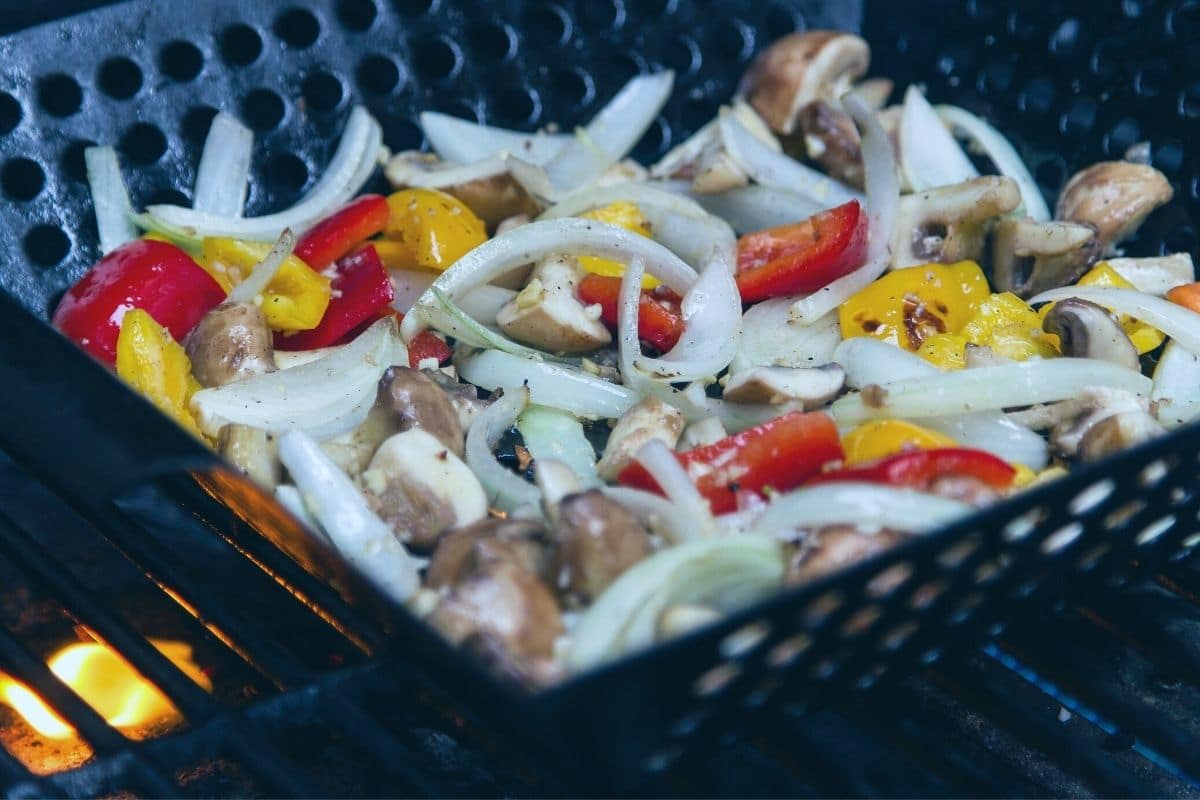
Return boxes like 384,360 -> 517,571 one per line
496,255 -> 612,355
1042,298 -> 1138,370
422,368 -> 491,432
595,397 -> 685,481
185,302 -> 276,388
991,218 -> 1101,298
1056,162 -> 1174,255
217,425 -> 281,489
1105,253 -> 1195,295
385,151 -> 541,230
378,366 -> 465,457
1041,387 -> 1149,457
690,140 -> 751,194
785,526 -> 908,586
554,490 -> 653,604
318,403 -> 401,478
739,31 -> 870,135
361,429 -> 487,551
891,176 -> 1021,269
723,363 -> 845,406
1077,410 -> 1165,461
793,100 -> 863,187
427,561 -> 564,666
426,517 -> 550,589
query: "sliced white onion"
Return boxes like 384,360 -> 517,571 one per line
278,430 -> 421,603
456,285 -> 516,324
421,287 -> 557,360
401,218 -> 697,342
732,299 -> 841,373
567,535 -> 784,670
419,111 -> 571,165
1105,254 -> 1195,296
191,317 -> 404,440
633,439 -> 715,536
543,71 -> 675,195
935,104 -> 1050,222
833,338 -> 1048,468
464,385 -> 541,513
1029,286 -> 1200,355
227,229 -> 296,305
1152,341 -> 1200,429
750,482 -> 972,538
601,486 -> 703,544
193,112 -> 253,218
390,268 -> 440,315
537,180 -> 708,221
789,93 -> 899,324
274,484 -> 328,543
141,106 -> 382,241
688,185 -> 826,234
899,86 -> 978,192
385,154 -> 507,189
719,109 -> 862,206
84,146 -> 137,254
457,349 -> 639,419
831,357 -> 1152,426
517,404 -> 599,486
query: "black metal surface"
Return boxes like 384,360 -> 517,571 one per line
0,0 -> 1198,793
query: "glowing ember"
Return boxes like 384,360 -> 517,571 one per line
0,639 -> 211,739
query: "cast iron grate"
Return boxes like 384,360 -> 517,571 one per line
0,0 -> 1199,792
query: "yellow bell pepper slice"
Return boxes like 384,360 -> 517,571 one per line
385,189 -> 488,271
916,332 -> 968,370
367,240 -> 424,272
115,309 -> 204,438
841,419 -> 956,465
839,261 -> 990,351
1037,263 -> 1164,355
199,238 -> 331,332
577,201 -> 659,289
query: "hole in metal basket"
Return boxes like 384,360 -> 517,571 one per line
693,661 -> 741,697
867,562 -> 913,597
61,139 -> 97,183
0,92 -> 19,135
972,556 -> 1006,584
1136,514 -> 1176,545
765,4 -> 802,38
546,66 -> 595,111
743,679 -> 778,709
338,0 -> 377,31
357,54 -> 402,94
467,20 -> 515,63
302,72 -> 344,114
146,187 -> 191,207
181,105 -> 218,145
492,86 -> 540,127
1105,498 -> 1147,529
661,35 -> 702,77
2,158 -> 45,202
24,225 -> 70,268
910,578 -> 949,610
412,37 -> 461,81
1139,458 -> 1170,488
1068,478 -> 1115,515
643,745 -> 683,773
393,0 -> 436,15
803,590 -> 843,625
767,632 -> 811,668
1076,542 -> 1112,571
1059,95 -> 1099,137
1183,532 -> 1200,548
635,0 -> 676,15
937,535 -> 980,569
1003,507 -> 1046,541
160,40 -> 204,83
879,620 -> 917,651
267,153 -> 310,194
669,709 -> 708,738
578,0 -> 625,31
119,123 -> 167,165
525,4 -> 571,47
920,646 -> 943,665
98,57 -> 142,100
1040,521 -> 1084,554
947,592 -> 984,625
384,117 -> 424,152
810,657 -> 838,680
718,621 -> 770,659
1018,76 -> 1056,114
632,115 -> 672,161
275,8 -> 321,48
840,605 -> 881,636
708,20 -> 751,62
241,89 -> 286,132
219,24 -> 263,67
37,74 -> 83,117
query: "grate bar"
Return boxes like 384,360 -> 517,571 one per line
1079,588 -> 1200,688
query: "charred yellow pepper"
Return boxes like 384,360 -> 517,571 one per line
839,261 -> 990,351
115,309 -> 204,438
577,201 -> 658,289
841,419 -> 956,465
917,292 -> 1058,369
385,188 -> 487,271
199,238 -> 331,331
1037,263 -> 1164,354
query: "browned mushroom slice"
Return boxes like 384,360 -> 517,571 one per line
1056,162 -> 1174,255
185,302 -> 276,388
426,517 -> 551,589
496,255 -> 612,355
891,176 -> 1021,269
722,363 -> 845,406
554,490 -> 653,603
990,218 -> 1100,298
795,100 -> 863,187
738,31 -> 870,135
385,151 -> 541,230
786,526 -> 909,586
1077,410 -> 1165,461
378,366 -> 465,456
595,397 -> 685,481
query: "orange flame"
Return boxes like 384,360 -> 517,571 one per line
0,639 -> 211,739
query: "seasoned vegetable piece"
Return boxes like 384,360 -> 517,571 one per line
185,302 -> 277,387
275,246 -> 395,350
384,188 -> 488,271
576,201 -> 658,288
115,309 -> 204,437
199,237 -> 331,331
293,194 -> 390,269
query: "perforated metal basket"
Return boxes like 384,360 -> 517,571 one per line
0,0 -> 1197,785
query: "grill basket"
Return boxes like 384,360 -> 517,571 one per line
0,0 -> 1197,784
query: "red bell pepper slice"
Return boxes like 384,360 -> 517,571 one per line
293,194 -> 391,270
276,245 -> 395,350
735,199 -> 868,303
576,273 -> 684,352
808,447 -> 1016,490
407,330 -> 452,368
52,239 -> 225,364
618,411 -> 844,514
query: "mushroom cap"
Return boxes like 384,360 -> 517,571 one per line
1077,410 -> 1164,462
1056,162 -> 1174,254
185,302 -> 276,388
739,31 -> 870,135
555,490 -> 653,602
1041,297 -> 1139,370
378,366 -> 465,456
786,526 -> 907,587
426,517 -> 550,589
892,175 -> 1021,269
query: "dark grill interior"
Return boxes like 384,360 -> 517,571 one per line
0,0 -> 1199,796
